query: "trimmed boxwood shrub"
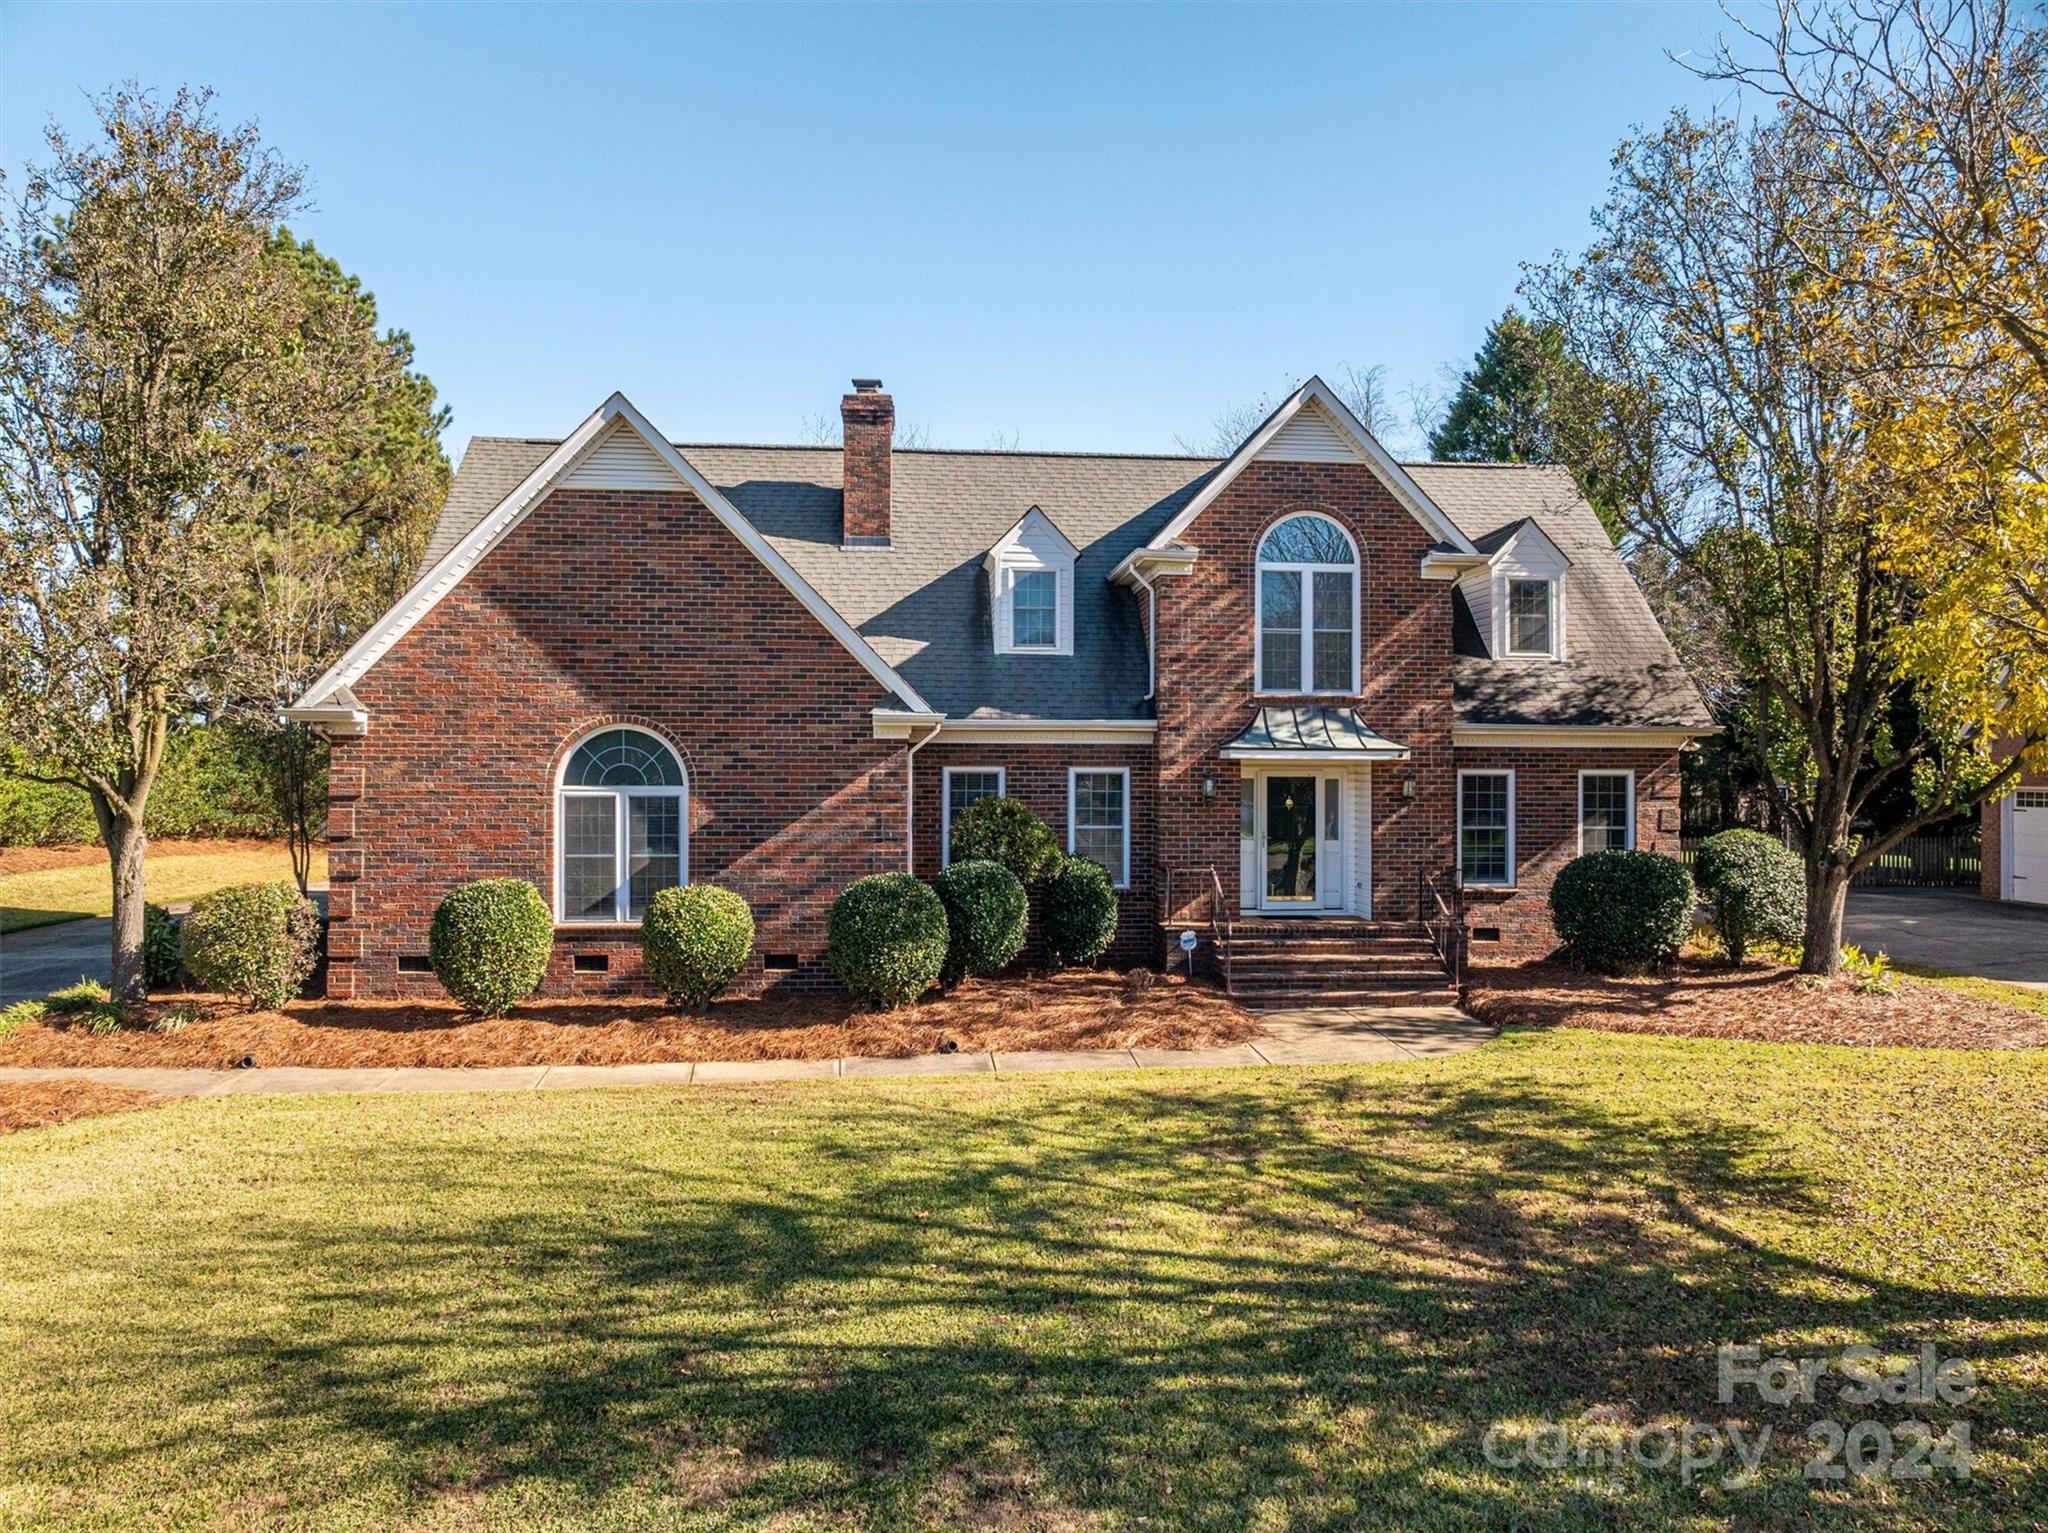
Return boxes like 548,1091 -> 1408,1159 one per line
183,881 -> 322,1010
1046,854 -> 1119,967
429,878 -> 554,1016
827,872 -> 948,1009
1549,850 -> 1693,974
934,859 -> 1028,986
143,901 -> 183,991
641,885 -> 754,1010
1694,828 -> 1806,963
949,796 -> 1063,885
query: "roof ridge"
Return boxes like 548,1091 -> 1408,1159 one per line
459,433 -> 1222,464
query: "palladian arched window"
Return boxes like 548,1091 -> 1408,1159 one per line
1256,514 -> 1358,694
556,727 -> 686,923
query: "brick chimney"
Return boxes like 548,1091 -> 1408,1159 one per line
840,378 -> 893,547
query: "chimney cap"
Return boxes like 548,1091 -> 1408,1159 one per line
850,377 -> 884,393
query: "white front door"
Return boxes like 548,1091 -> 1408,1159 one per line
1252,772 -> 1348,914
2013,789 -> 2048,905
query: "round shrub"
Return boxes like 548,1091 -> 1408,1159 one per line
949,796 -> 1063,884
182,881 -> 322,1010
934,859 -> 1028,986
827,872 -> 948,1009
143,901 -> 182,991
640,885 -> 754,1009
428,878 -> 554,1016
1549,850 -> 1693,974
1694,828 -> 1806,963
1046,854 -> 1119,967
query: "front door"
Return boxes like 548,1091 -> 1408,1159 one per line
1263,774 -> 1319,907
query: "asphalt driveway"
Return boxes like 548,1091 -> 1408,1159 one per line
1843,887 -> 2048,989
0,915 -> 113,1004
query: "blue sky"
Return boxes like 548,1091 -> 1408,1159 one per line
4,3 -> 1739,458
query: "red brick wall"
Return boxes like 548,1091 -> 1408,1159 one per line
1453,747 -> 1684,961
914,741 -> 1156,965
1151,461 -> 1457,926
328,485 -> 903,999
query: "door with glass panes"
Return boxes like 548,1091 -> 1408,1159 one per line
1253,772 -> 1346,912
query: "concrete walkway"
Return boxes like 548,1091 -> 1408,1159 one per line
0,1004 -> 1492,1098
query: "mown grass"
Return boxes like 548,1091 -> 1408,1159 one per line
0,844 -> 326,933
2,1030 -> 2044,1530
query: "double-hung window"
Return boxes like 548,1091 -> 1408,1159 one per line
1256,514 -> 1358,694
1458,770 -> 1514,887
557,728 -> 687,923
1011,571 -> 1057,649
943,767 -> 1006,867
1506,578 -> 1554,657
1068,768 -> 1130,888
1579,771 -> 1634,853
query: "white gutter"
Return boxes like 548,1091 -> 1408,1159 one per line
903,717 -> 943,873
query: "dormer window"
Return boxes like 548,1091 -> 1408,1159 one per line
1256,513 -> 1358,695
1011,570 -> 1057,649
987,506 -> 1077,656
1506,578 -> 1554,656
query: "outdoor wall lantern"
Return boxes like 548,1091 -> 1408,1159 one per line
1201,774 -> 1217,801
1402,771 -> 1417,800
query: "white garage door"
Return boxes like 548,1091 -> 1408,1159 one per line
2013,790 -> 2048,905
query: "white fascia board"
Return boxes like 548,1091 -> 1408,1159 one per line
1110,544 -> 1198,586
281,686 -> 369,737
1420,551 -> 1486,581
1219,746 -> 1411,763
293,393 -> 933,718
1452,725 -> 1711,749
1136,378 -> 1481,561
908,717 -> 1157,745
871,708 -> 946,740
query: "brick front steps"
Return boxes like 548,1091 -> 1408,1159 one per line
1223,919 -> 1459,1010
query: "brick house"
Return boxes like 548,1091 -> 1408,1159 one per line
288,377 -> 1713,1001
1982,739 -> 2048,905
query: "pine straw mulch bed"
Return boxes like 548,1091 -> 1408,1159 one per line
0,1079 -> 169,1135
0,970 -> 1263,1071
1465,956 -> 2048,1051
0,837 -> 284,878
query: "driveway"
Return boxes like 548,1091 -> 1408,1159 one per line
0,916 -> 114,1004
2,889 -> 327,1004
1843,887 -> 2048,989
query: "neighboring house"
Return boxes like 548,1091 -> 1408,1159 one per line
1983,741 -> 2048,905
289,377 -> 1713,1000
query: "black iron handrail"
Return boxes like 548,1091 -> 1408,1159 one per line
1420,867 -> 1462,995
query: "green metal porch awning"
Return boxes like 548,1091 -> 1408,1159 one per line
1219,706 -> 1412,763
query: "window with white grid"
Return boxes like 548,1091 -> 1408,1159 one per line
1579,771 -> 1634,853
1068,768 -> 1129,888
943,768 -> 1006,867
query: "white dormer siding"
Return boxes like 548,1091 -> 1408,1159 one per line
986,506 -> 1078,656
1258,399 -> 1358,463
1462,519 -> 1569,661
560,423 -> 683,490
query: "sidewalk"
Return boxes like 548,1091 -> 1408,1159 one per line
0,1004 -> 1491,1097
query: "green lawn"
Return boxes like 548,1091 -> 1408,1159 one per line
3,1030 -> 2044,1531
0,844 -> 326,933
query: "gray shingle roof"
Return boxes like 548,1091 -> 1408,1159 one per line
426,439 -> 1707,729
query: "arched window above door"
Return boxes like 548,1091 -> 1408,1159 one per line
1256,514 -> 1358,694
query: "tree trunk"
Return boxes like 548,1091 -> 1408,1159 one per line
1799,856 -> 1852,977
98,802 -> 150,1004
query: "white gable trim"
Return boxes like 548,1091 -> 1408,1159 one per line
1485,518 -> 1572,571
1140,377 -> 1480,559
985,506 -> 1078,657
288,393 -> 931,720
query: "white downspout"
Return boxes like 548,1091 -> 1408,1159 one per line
905,718 -> 942,872
1131,568 -> 1158,700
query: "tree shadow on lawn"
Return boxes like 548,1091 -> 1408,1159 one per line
54,1067 -> 2048,1529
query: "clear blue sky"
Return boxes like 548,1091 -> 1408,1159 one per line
4,3 -> 1741,459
